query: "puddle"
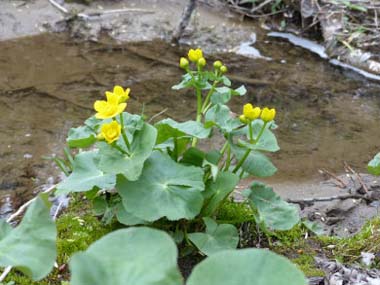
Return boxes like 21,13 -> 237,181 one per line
1,32 -> 380,217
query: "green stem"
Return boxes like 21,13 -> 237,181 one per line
192,87 -> 203,147
248,122 -> 254,143
232,148 -> 251,174
201,80 -> 218,113
223,145 -> 232,172
111,143 -> 129,156
254,121 -> 268,143
119,114 -> 131,150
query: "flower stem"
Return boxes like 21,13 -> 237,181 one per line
232,148 -> 251,174
192,87 -> 203,147
119,113 -> 131,150
201,80 -> 218,114
111,142 -> 129,156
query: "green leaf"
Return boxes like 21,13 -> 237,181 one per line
242,120 -> 280,152
67,126 -> 96,148
0,196 -> 57,281
0,221 -> 11,240
56,151 -> 116,194
244,182 -> 300,231
117,151 -> 204,221
202,172 -> 239,216
302,220 -> 324,236
188,218 -> 239,256
98,123 -> 157,181
187,249 -> 307,285
231,145 -> 277,177
368,153 -> 380,176
92,196 -> 107,216
115,203 -> 147,226
181,147 -> 205,167
172,74 -> 193,90
70,227 -> 182,285
205,104 -> 240,133
220,75 -> 231,86
155,118 -> 211,143
210,86 -> 247,105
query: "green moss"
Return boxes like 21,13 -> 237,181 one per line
292,254 -> 324,277
3,197 -> 117,285
215,200 -> 254,224
320,217 -> 380,264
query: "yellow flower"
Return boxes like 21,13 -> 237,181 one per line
106,85 -> 130,103
94,92 -> 126,119
261,107 -> 276,122
100,121 -> 121,144
188,48 -> 203,62
243,104 -> 261,121
180,57 -> 189,69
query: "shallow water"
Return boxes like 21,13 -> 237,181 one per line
1,33 -> 380,216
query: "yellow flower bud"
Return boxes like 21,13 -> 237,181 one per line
243,103 -> 261,121
100,121 -> 122,144
188,48 -> 203,62
197,57 -> 206,68
180,57 -> 189,69
213,60 -> 223,70
239,114 -> 248,124
260,107 -> 276,122
220,65 -> 228,74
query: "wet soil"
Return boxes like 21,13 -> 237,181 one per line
0,0 -> 380,234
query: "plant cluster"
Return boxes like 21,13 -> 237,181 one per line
0,48 -> 307,284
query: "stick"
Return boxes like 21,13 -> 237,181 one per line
148,108 -> 168,123
250,0 -> 274,14
48,0 -> 69,14
0,266 -> 12,282
319,168 -> 347,188
287,193 -> 368,205
172,0 -> 197,43
6,184 -> 56,223
344,162 -> 369,193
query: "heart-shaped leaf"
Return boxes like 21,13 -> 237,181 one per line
56,151 -> 116,194
244,182 -> 300,231
67,126 -> 96,148
117,151 -> 204,221
188,218 -> 239,256
231,145 -> 277,177
0,196 -> 57,281
187,248 -> 307,285
70,227 -> 182,285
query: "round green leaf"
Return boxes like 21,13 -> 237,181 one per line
67,126 -> 96,148
245,182 -> 300,231
115,203 -> 147,226
70,227 -> 182,285
117,151 -> 204,221
56,151 -> 116,194
231,145 -> 277,177
187,249 -> 307,285
0,196 -> 57,281
188,218 -> 239,256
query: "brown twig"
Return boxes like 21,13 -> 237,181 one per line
344,162 -> 369,193
319,168 -> 347,188
172,0 -> 197,43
